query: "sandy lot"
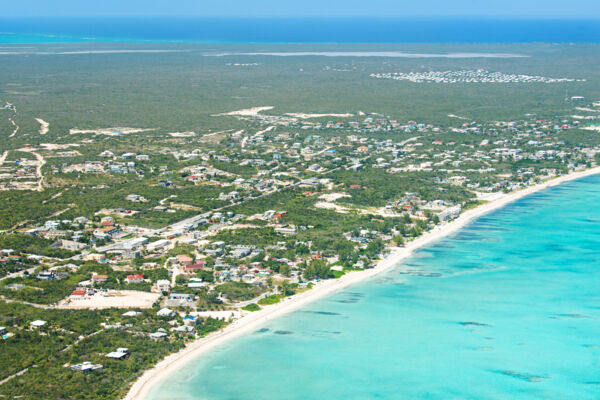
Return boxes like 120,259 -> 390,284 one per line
58,290 -> 160,310
214,106 -> 274,117
69,127 -> 155,136
286,112 -> 354,119
318,192 -> 350,201
168,131 -> 196,137
35,118 -> 49,135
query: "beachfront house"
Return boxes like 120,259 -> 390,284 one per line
106,348 -> 130,360
150,331 -> 168,340
70,362 -> 103,373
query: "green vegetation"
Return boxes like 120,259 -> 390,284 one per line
215,282 -> 266,302
242,303 -> 260,311
0,41 -> 599,400
257,294 -> 284,305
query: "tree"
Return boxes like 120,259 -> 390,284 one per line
279,264 -> 291,277
365,238 -> 384,257
393,235 -> 404,246
279,281 -> 295,296
196,270 -> 214,283
303,259 -> 332,280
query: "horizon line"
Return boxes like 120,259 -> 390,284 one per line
2,15 -> 600,20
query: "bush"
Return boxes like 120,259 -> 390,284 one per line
242,303 -> 260,312
257,295 -> 283,305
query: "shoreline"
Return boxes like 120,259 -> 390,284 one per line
124,166 -> 600,400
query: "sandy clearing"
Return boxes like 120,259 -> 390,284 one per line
69,127 -> 155,136
124,166 -> 600,400
447,114 -> 469,120
286,112 -> 354,119
582,126 -> 600,132
8,118 -> 18,138
255,126 -> 275,135
214,106 -> 274,117
168,131 -> 196,137
314,201 -> 350,213
318,192 -> 350,202
39,143 -> 80,150
58,290 -> 160,310
35,118 -> 49,135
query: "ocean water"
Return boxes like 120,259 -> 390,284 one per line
148,175 -> 600,400
0,18 -> 599,44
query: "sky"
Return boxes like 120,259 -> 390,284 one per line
4,0 -> 600,18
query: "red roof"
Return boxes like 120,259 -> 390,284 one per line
185,261 -> 206,270
127,274 -> 143,280
349,184 -> 361,189
71,289 -> 86,296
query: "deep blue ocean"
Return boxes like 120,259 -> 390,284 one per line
0,18 -> 599,43
148,175 -> 600,399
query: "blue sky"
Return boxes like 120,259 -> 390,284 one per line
5,0 -> 600,18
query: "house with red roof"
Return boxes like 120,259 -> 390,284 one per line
70,289 -> 87,299
126,274 -> 144,284
92,274 -> 108,283
184,261 -> 207,274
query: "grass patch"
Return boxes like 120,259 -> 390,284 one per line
257,294 -> 284,305
332,270 -> 345,278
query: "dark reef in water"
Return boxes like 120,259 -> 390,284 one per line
336,298 -> 361,304
303,310 -> 342,316
551,313 -> 590,319
459,321 -> 490,327
582,344 -> 600,349
274,330 -> 294,335
496,370 -> 548,382
254,328 -> 269,334
399,271 -> 442,277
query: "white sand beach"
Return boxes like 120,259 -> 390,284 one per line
124,166 -> 600,400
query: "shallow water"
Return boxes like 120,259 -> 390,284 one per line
148,175 -> 600,399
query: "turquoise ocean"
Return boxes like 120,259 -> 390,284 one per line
1,18 -> 599,44
148,175 -> 600,399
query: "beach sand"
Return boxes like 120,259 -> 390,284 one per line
124,166 -> 600,400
